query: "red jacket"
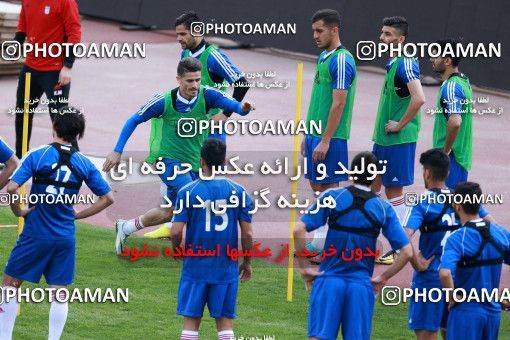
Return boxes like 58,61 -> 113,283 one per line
17,0 -> 81,71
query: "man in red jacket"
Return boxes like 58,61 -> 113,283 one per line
13,0 -> 81,158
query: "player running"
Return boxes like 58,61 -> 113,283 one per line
301,9 -> 358,262
372,16 -> 426,265
0,138 -> 19,190
404,149 -> 493,340
145,11 -> 251,239
0,107 -> 114,340
102,57 -> 254,255
430,38 -> 473,189
440,182 -> 510,340
170,139 -> 253,340
294,151 -> 412,340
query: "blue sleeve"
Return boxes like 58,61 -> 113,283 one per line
301,190 -> 336,232
381,204 -> 410,250
441,82 -> 465,117
180,50 -> 185,59
203,87 -> 247,115
239,189 -> 253,223
81,155 -> 111,196
207,49 -> 243,84
10,152 -> 35,186
440,230 -> 464,271
0,138 -> 14,163
396,57 -> 420,84
114,95 -> 165,153
479,204 -> 489,219
173,188 -> 189,223
329,53 -> 356,90
404,203 -> 426,231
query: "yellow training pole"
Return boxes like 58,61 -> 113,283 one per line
18,72 -> 31,235
287,63 -> 303,302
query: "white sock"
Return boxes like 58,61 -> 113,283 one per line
311,224 -> 328,250
0,287 -> 18,340
180,330 -> 199,340
48,299 -> 68,340
389,195 -> 410,226
218,330 -> 235,340
122,216 -> 144,235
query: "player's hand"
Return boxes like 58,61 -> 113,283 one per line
299,267 -> 324,292
103,151 -> 122,172
300,139 -> 305,157
370,275 -> 387,294
241,101 -> 255,114
412,252 -> 435,272
312,140 -> 329,162
58,66 -> 72,86
448,299 -> 456,311
239,262 -> 252,282
384,120 -> 401,134
14,206 -> 35,217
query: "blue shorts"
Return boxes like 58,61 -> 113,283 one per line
408,289 -> 447,331
308,277 -> 374,340
158,159 -> 199,205
4,234 -> 75,285
446,152 -> 468,189
447,306 -> 500,340
304,135 -> 349,184
372,142 -> 416,187
177,278 -> 238,319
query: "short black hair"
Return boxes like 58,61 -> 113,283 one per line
419,148 -> 450,181
382,16 -> 408,37
454,182 -> 482,215
311,9 -> 340,28
201,138 -> 226,169
175,11 -> 200,30
177,57 -> 202,77
435,38 -> 462,67
52,106 -> 85,143
350,151 -> 379,186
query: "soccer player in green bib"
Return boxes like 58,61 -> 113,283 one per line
372,17 -> 426,265
102,57 -> 254,255
301,9 -> 357,262
430,38 -> 473,189
145,11 -> 251,239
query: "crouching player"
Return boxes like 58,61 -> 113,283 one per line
170,139 -> 253,340
0,108 -> 114,340
404,149 -> 493,339
439,182 -> 510,340
294,151 -> 412,340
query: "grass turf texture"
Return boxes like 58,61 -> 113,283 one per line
1,207 -> 509,339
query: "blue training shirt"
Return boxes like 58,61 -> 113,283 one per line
318,47 -> 356,90
173,177 -> 253,284
440,80 -> 465,116
405,189 -> 489,287
10,144 -> 111,240
440,219 -> 510,313
302,185 -> 409,282
0,137 -> 14,163
114,87 -> 245,153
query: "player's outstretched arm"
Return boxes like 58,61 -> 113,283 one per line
404,226 -> 434,272
294,222 -> 323,291
0,154 -> 19,190
74,191 -> 114,220
239,219 -> 253,282
371,243 -> 412,293
6,180 -> 34,217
